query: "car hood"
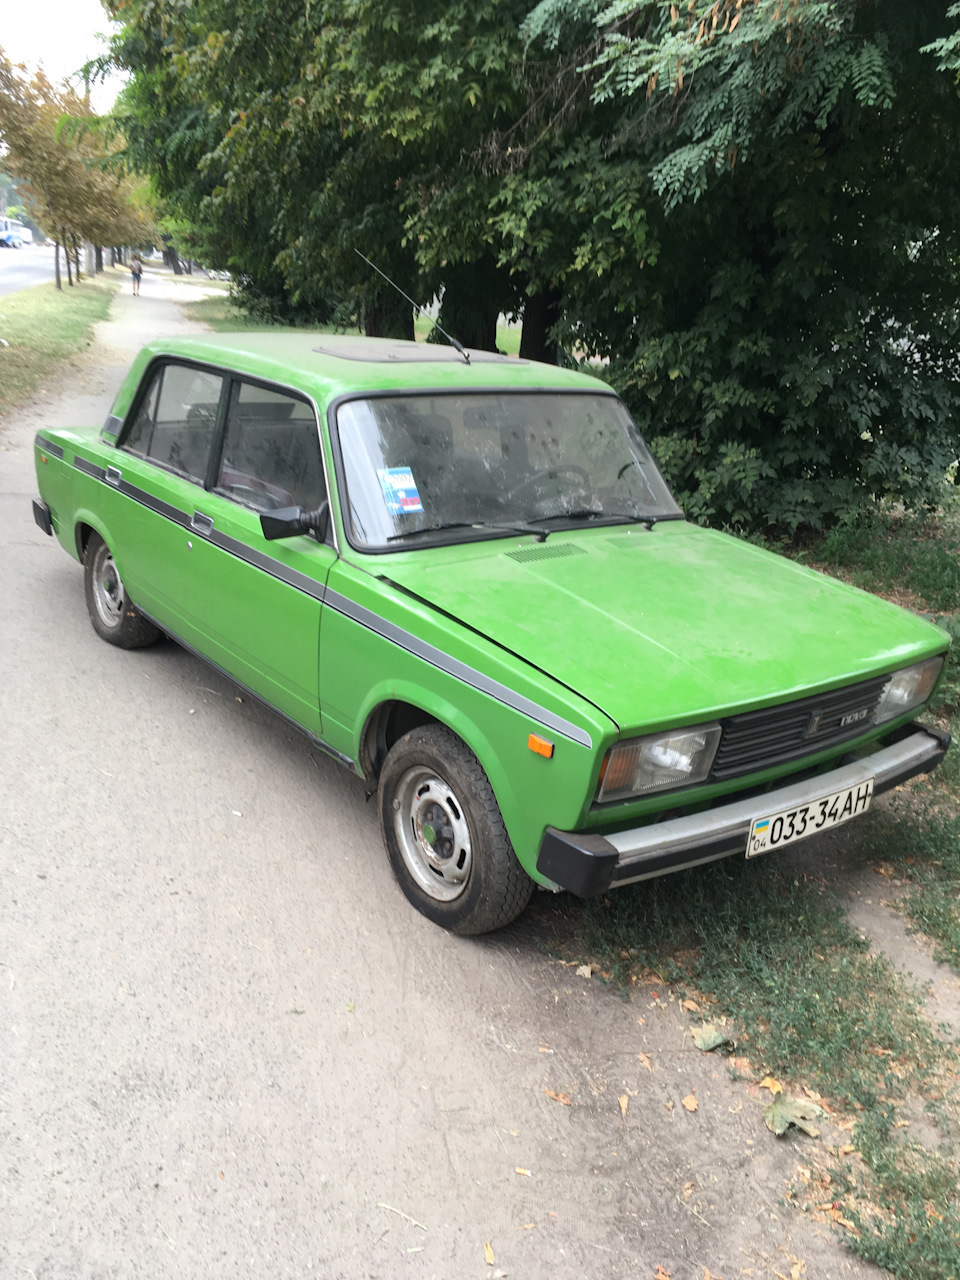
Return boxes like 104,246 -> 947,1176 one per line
377,522 -> 945,730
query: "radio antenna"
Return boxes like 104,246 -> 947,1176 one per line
354,250 -> 470,364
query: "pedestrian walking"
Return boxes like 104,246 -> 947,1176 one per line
131,255 -> 143,296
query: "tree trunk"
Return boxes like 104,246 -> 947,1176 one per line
73,237 -> 82,282
519,287 -> 561,364
362,292 -> 415,340
63,230 -> 73,286
435,259 -> 507,353
95,245 -> 103,273
163,245 -> 184,275
54,238 -> 62,291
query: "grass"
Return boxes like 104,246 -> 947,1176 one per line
0,268 -> 122,420
534,499 -> 960,1278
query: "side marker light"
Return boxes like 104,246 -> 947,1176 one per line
528,733 -> 554,759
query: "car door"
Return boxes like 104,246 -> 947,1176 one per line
112,359 -> 227,633
169,377 -> 335,733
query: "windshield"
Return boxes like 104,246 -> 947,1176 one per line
335,391 -> 682,549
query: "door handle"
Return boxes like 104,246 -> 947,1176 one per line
191,511 -> 214,535
105,465 -> 122,486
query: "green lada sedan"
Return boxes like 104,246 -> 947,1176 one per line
32,334 -> 950,933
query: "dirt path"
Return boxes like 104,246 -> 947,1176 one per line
1,273 -> 890,1279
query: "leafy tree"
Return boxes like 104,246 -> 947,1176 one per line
521,0 -> 960,530
0,49 -> 153,284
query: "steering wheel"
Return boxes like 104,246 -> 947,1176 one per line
228,484 -> 285,511
505,465 -> 590,503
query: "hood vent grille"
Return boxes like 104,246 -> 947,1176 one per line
505,543 -> 588,564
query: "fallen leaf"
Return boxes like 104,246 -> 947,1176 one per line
654,1267 -> 672,1280
874,862 -> 896,877
839,1143 -> 855,1156
516,1223 -> 536,1230
681,998 -> 701,1013
702,1268 -> 724,1280
759,1075 -> 783,1096
683,1181 -> 696,1199
682,1093 -> 699,1113
692,1024 -> 734,1053
763,1095 -> 824,1137
576,964 -> 594,978
545,1089 -> 572,1106
665,1100 -> 675,1113
619,1094 -> 629,1119
790,1260 -> 806,1280
514,1167 -> 531,1177
484,1241 -> 495,1265
637,1052 -> 654,1072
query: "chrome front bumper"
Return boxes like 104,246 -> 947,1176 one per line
536,723 -> 950,898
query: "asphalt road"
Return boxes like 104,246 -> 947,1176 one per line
0,275 -> 882,1280
0,243 -> 57,297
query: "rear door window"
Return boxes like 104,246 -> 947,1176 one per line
121,363 -> 225,484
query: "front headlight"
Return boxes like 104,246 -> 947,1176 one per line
874,656 -> 944,725
596,724 -> 721,803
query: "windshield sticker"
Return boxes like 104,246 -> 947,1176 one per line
377,466 -> 424,515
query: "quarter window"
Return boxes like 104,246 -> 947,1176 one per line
122,363 -> 224,483
216,382 -> 325,513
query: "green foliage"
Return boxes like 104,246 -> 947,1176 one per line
107,0 -> 960,530
525,0 -> 960,532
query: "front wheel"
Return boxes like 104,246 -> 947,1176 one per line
378,724 -> 534,935
84,533 -> 161,648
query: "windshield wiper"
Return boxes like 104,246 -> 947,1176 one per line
533,509 -> 660,529
387,521 -> 477,542
387,520 -> 549,543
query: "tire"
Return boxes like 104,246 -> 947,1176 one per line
378,724 -> 534,935
83,533 -> 161,648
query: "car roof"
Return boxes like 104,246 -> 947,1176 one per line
138,332 -> 614,402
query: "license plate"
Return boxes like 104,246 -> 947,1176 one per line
746,779 -> 874,857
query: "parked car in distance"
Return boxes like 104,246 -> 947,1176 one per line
32,334 -> 951,933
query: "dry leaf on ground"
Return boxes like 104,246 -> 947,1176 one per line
681,1093 -> 699,1113
763,1095 -> 824,1137
637,1052 -> 654,1072
544,1088 -> 572,1106
619,1094 -> 629,1119
691,1024 -> 734,1053
484,1241 -> 495,1265
514,1167 -> 531,1177
759,1075 -> 783,1095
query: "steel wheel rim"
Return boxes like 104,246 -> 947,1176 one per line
391,765 -> 472,902
92,545 -> 126,629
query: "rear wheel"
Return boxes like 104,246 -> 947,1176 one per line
378,724 -> 533,935
84,533 -> 161,648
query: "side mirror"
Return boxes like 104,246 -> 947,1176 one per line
260,500 -> 329,542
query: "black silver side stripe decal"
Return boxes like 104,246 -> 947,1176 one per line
36,434 -> 65,459
72,456 -> 592,747
324,589 -> 592,747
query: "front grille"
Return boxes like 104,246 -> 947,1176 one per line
710,674 -> 891,782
